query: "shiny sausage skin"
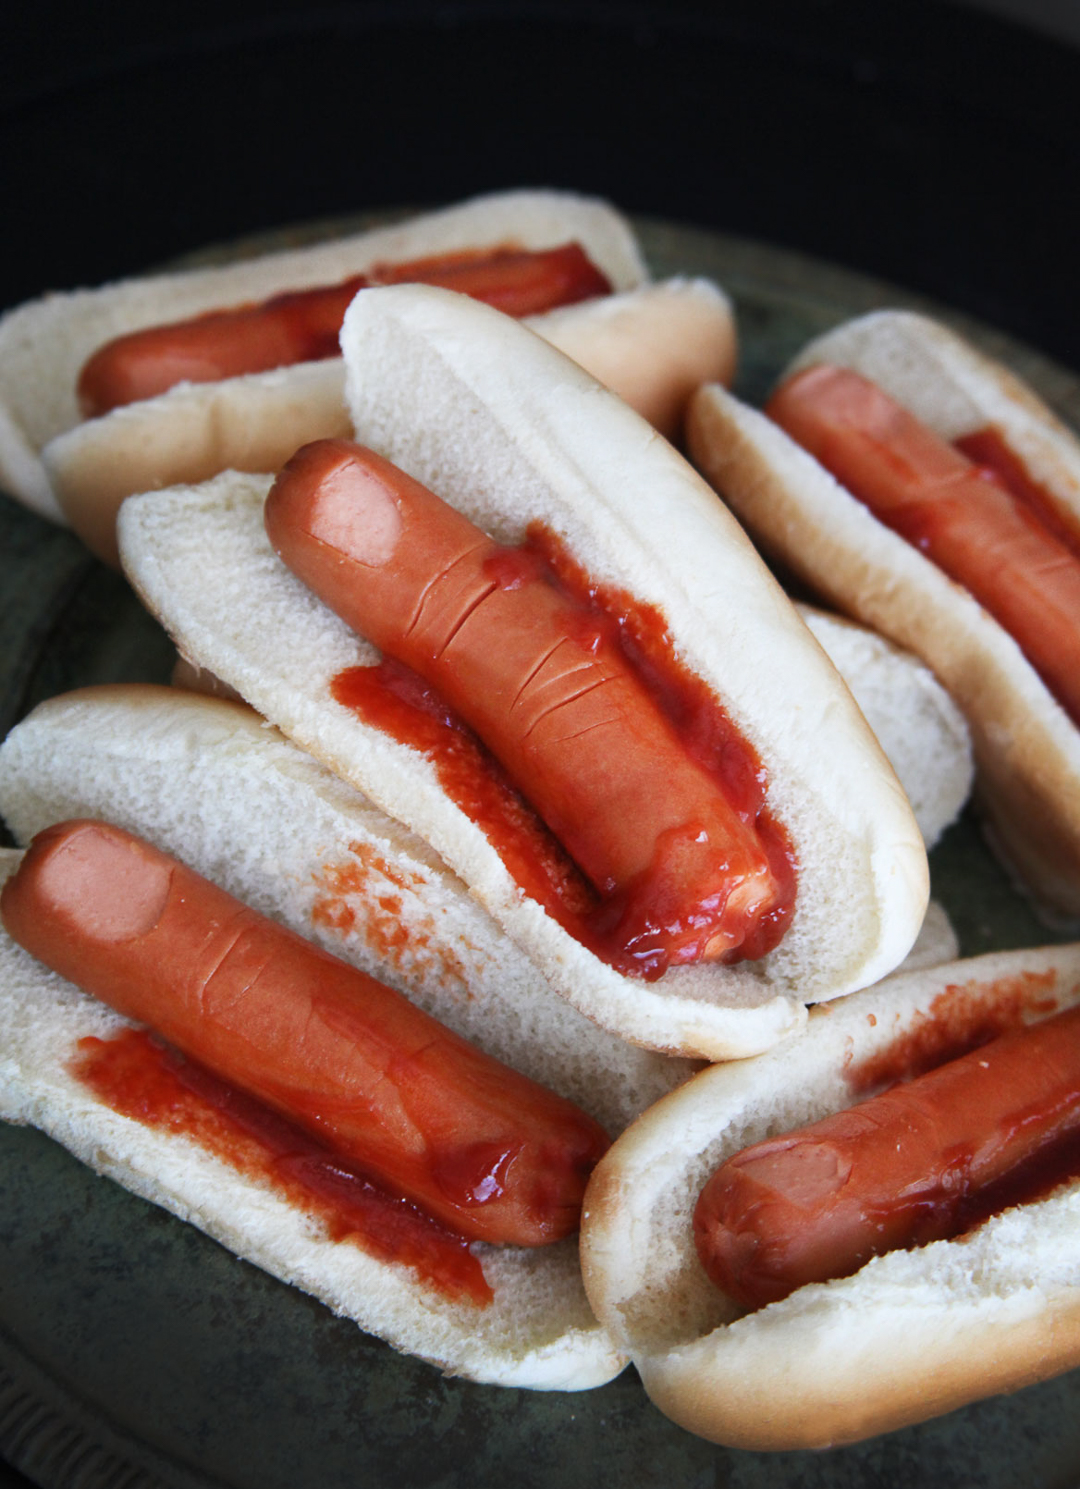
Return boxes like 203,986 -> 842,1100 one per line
0,820 -> 611,1246
264,439 -> 784,966
693,1002 -> 1080,1309
76,243 -> 611,417
766,365 -> 1080,727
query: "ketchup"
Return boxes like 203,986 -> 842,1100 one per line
694,996 -> 1080,1310
331,525 -> 797,981
846,971 -> 1061,1095
766,366 -> 1080,727
73,1027 -> 492,1306
954,425 -> 1080,561
77,243 -> 612,418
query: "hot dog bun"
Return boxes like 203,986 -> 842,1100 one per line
0,683 -> 700,1388
118,286 -> 929,1061
793,604 -> 972,849
43,277 -> 735,569
0,189 -> 646,527
685,316 -> 1080,922
579,944 -> 1080,1447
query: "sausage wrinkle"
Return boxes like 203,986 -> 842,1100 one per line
404,540 -> 497,659
266,441 -> 793,966
516,673 -> 622,745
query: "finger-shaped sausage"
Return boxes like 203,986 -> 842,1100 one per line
367,242 -> 610,314
0,819 -> 611,1247
693,1002 -> 1080,1308
767,365 -> 1080,727
264,439 -> 787,968
77,243 -> 611,417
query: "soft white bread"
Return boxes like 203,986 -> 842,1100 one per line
794,604 -> 973,849
118,286 -> 929,1061
0,850 -> 620,1391
686,373 -> 1080,922
527,277 -> 735,442
579,944 -> 1080,1447
42,278 -> 735,568
0,683 -> 689,1388
0,188 -> 646,524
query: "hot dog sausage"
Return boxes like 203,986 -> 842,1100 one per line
264,439 -> 786,967
0,819 -> 611,1247
766,365 -> 1080,727
77,243 -> 611,417
693,1001 -> 1080,1308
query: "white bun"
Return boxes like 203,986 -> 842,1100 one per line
686,359 -> 1080,923
530,276 -> 735,442
0,683 -> 700,1387
118,286 -> 928,1060
580,944 -> 1080,1446
43,278 -> 736,569
794,604 -> 973,848
0,188 -> 646,525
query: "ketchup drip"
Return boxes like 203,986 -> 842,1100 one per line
72,1027 -> 492,1307
331,526 -> 797,980
846,971 -> 1061,1096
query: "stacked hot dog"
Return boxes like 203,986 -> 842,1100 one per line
1,188 -> 1077,1445
585,306 -> 1080,1445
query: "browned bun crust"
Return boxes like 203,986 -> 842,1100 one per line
686,335 -> 1080,923
580,944 -> 1080,1448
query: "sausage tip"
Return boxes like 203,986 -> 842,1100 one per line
267,440 -> 404,569
2,820 -> 173,946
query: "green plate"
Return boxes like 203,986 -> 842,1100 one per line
1,216 -> 1079,1489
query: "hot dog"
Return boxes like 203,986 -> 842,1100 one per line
0,684 -> 705,1387
2,817 -> 610,1246
767,364 -> 1080,727
0,683 -> 698,1134
579,944 -> 1080,1448
685,312 -> 1080,922
117,286 -> 930,1060
264,439 -> 792,974
0,188 -> 736,565
75,242 -> 611,416
693,999 -> 1080,1309
167,600 -> 975,856
44,277 -> 734,568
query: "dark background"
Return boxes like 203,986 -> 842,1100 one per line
3,0 -> 1080,371
2,3 -> 1080,1486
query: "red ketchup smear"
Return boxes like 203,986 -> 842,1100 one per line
331,526 -> 797,981
845,971 -> 1062,1095
309,842 -> 478,989
844,971 -> 1080,1240
72,1027 -> 492,1307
